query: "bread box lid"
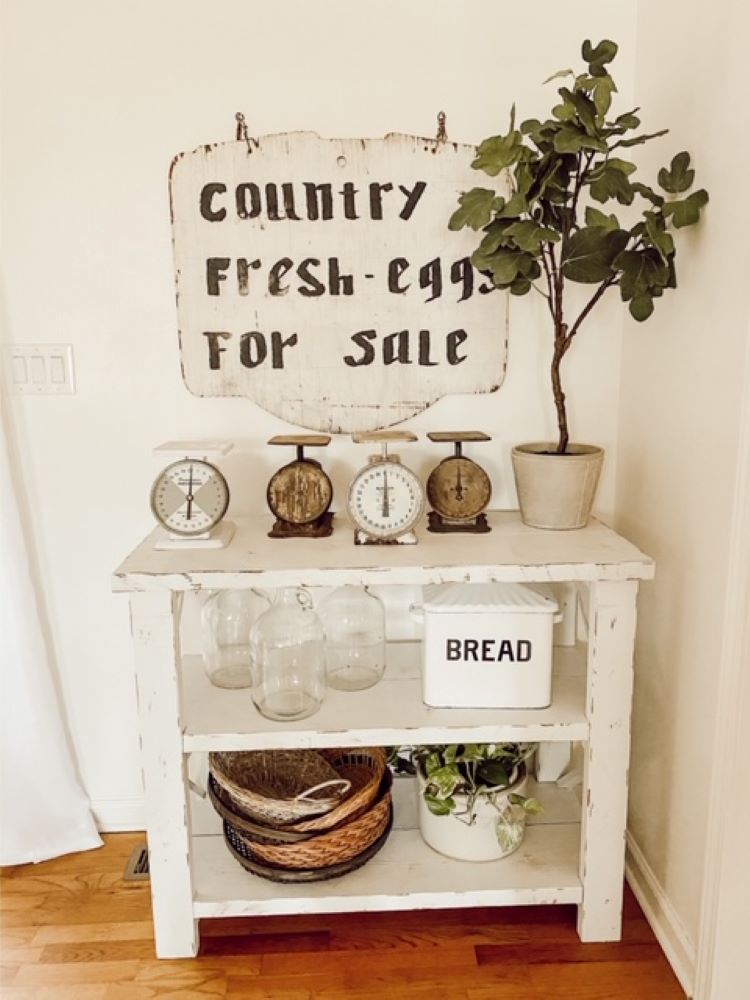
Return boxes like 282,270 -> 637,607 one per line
421,582 -> 558,615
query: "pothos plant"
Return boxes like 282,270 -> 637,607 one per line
449,39 -> 708,454
404,743 -> 541,825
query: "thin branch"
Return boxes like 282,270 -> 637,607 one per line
565,274 -> 618,347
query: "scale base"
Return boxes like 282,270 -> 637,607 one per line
268,511 -> 334,539
154,521 -> 235,550
354,529 -> 418,546
427,511 -> 491,534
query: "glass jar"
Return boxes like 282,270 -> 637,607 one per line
249,587 -> 326,720
319,585 -> 386,691
200,589 -> 269,689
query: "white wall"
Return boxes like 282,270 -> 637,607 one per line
616,1 -> 750,992
0,0 -> 635,829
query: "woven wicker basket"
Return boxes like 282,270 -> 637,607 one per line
208,750 -> 351,825
288,747 -> 387,832
227,772 -> 392,870
208,775 -> 316,845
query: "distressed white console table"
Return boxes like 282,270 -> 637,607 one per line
113,511 -> 653,958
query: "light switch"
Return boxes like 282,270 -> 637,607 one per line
2,344 -> 76,395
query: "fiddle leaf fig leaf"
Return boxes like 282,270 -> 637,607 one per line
449,188 -> 502,231
631,181 -> 665,206
558,86 -> 598,134
510,276 -> 533,295
592,74 -> 617,118
495,191 -> 530,219
472,132 -> 524,175
658,151 -> 695,193
562,226 -> 629,283
582,38 -> 618,77
663,188 -> 709,228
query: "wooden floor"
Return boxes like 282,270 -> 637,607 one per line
1,833 -> 686,1000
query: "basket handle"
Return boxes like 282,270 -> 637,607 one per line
295,778 -> 351,802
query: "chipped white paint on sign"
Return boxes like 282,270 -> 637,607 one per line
169,132 -> 507,433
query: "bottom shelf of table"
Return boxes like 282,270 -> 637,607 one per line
191,775 -> 583,919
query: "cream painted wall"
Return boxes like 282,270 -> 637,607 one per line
616,0 -> 750,989
0,1 -> 636,828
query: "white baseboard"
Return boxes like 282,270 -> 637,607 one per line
91,797 -> 145,832
626,830 -> 696,997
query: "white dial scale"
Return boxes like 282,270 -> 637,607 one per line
348,431 -> 424,544
149,442 -> 234,549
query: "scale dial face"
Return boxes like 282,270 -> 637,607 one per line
348,460 -> 425,540
427,456 -> 491,521
150,459 -> 229,536
267,460 -> 333,525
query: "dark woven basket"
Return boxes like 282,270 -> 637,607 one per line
223,809 -> 393,883
208,750 -> 351,825
226,770 -> 392,870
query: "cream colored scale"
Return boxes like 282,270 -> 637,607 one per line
348,431 -> 424,545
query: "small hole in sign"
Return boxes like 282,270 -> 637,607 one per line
336,155 -> 347,168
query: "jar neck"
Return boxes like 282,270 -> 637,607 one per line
274,587 -> 313,610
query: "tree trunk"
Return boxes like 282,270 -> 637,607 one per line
551,331 -> 569,454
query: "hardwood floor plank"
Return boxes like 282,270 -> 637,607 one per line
32,919 -> 155,945
0,834 -> 686,999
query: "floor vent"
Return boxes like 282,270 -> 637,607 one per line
123,843 -> 150,881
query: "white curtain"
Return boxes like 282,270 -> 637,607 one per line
0,403 -> 102,864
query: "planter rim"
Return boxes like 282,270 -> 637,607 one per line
512,442 -> 603,459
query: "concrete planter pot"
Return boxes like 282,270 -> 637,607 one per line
417,763 -> 529,862
511,443 -> 604,530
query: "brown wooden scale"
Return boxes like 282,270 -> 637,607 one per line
266,435 -> 334,539
426,431 -> 492,534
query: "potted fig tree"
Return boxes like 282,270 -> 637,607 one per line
406,743 -> 541,861
449,39 -> 708,529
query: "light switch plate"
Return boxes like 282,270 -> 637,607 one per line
3,344 -> 76,394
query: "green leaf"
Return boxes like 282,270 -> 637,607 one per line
658,151 -> 695,193
509,276 -> 532,295
494,191 -> 529,219
474,219 -> 514,257
614,110 -> 641,129
473,248 -> 523,286
631,181 -> 664,206
589,162 -> 635,205
472,132 -> 524,176
521,797 -> 544,816
504,219 -> 559,252
425,794 -> 453,816
606,157 -> 637,176
592,74 -> 616,118
615,249 -> 669,301
558,86 -> 598,134
629,294 -> 654,321
427,764 -> 461,798
585,206 -> 620,231
612,128 -> 669,149
449,188 -> 501,231
562,226 -> 629,283
582,38 -> 618,77
477,761 -> 510,786
644,213 -> 675,263
543,67 -> 575,85
553,125 -> 607,154
663,188 -> 709,228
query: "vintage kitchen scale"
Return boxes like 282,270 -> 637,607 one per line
149,441 -> 234,549
425,431 -> 492,533
266,435 -> 334,538
348,430 -> 424,545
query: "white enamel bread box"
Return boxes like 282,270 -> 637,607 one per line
418,582 -> 559,709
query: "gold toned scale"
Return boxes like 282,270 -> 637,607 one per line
426,431 -> 493,533
266,435 -> 334,539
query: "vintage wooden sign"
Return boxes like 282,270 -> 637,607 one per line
169,131 -> 507,432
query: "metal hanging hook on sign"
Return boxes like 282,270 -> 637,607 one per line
234,111 -> 258,154
435,111 -> 448,143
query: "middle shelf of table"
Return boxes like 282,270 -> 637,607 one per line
180,640 -> 588,751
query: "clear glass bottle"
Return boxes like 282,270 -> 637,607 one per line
249,587 -> 326,720
200,589 -> 269,689
319,585 -> 386,691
